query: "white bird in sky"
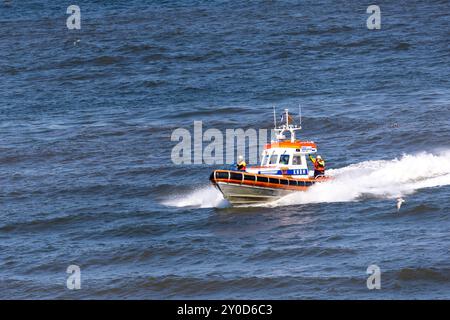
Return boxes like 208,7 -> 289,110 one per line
396,198 -> 405,211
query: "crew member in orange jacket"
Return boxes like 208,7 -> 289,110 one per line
237,155 -> 247,171
309,154 -> 325,177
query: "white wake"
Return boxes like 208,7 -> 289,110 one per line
164,150 -> 450,208
162,186 -> 227,208
273,150 -> 450,207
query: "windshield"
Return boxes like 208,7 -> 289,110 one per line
269,154 -> 278,164
292,154 -> 302,165
279,154 -> 290,165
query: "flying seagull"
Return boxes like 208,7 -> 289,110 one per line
396,198 -> 405,211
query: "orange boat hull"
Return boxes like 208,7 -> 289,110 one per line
210,170 -> 330,205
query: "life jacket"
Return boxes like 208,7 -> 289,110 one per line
310,156 -> 325,172
314,159 -> 325,171
237,161 -> 247,171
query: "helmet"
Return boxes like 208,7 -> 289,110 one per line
316,155 -> 322,159
238,155 -> 244,161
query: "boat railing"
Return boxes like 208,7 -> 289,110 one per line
212,170 -> 317,187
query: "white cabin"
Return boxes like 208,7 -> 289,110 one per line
246,109 -> 318,178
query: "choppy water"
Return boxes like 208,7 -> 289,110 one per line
1,0 -> 449,299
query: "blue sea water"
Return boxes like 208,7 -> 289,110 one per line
0,0 -> 449,299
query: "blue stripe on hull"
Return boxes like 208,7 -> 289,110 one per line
257,169 -> 309,176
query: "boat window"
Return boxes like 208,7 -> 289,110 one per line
230,172 -> 243,181
244,174 -> 256,181
280,179 -> 289,185
258,176 -> 268,183
216,172 -> 229,179
269,154 -> 278,165
292,154 -> 303,165
269,177 -> 279,184
279,155 -> 290,165
262,154 -> 270,166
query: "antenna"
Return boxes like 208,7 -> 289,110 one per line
284,108 -> 289,127
273,106 -> 276,129
299,104 -> 302,127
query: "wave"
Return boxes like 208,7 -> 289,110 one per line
162,186 -> 227,209
163,150 -> 450,208
397,267 -> 450,282
273,150 -> 450,207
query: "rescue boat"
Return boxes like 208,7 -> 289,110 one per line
210,109 -> 330,205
